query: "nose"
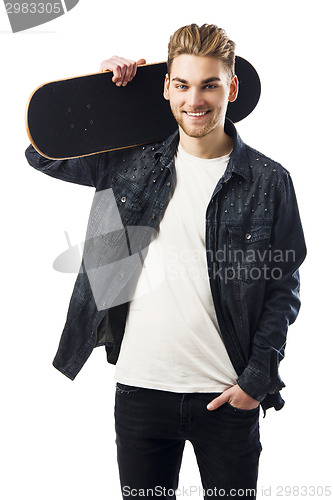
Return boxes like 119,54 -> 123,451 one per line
186,88 -> 205,109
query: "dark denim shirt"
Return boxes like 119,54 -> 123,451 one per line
25,118 -> 306,414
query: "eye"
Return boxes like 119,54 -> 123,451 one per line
176,84 -> 188,90
204,84 -> 217,89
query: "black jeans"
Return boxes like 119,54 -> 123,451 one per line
114,383 -> 262,499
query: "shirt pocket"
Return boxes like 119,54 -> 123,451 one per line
112,176 -> 149,213
226,223 -> 272,284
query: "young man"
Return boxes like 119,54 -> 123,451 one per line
26,24 -> 306,499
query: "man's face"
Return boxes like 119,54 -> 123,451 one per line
164,54 -> 238,139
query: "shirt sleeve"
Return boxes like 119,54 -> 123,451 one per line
25,143 -> 101,187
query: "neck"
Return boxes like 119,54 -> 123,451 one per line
179,122 -> 234,159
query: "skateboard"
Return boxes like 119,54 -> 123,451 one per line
26,57 -> 261,160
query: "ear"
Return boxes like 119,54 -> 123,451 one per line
228,75 -> 239,103
163,74 -> 170,101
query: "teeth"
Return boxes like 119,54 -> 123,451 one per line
186,111 -> 208,116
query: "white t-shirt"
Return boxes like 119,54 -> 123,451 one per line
114,144 -> 238,392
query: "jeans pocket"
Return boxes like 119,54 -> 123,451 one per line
116,382 -> 141,395
226,402 -> 260,415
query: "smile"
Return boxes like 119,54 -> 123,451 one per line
185,111 -> 209,117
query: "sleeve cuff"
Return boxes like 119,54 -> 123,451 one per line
236,364 -> 285,402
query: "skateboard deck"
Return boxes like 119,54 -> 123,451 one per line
26,57 -> 261,160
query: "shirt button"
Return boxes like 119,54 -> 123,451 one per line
245,233 -> 252,240
121,196 -> 126,203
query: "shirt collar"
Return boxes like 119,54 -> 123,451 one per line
156,118 -> 251,183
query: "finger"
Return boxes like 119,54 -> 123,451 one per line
127,58 -> 146,83
128,58 -> 147,81
121,64 -> 133,86
112,65 -> 124,85
114,61 -> 129,86
100,57 -> 126,85
126,64 -> 136,83
206,394 -> 228,411
115,59 -> 135,86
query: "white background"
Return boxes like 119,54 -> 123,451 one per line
1,0 -> 332,499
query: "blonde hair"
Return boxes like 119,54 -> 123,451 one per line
167,23 -> 236,81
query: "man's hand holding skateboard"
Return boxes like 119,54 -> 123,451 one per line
26,54 -> 260,158
100,56 -> 146,87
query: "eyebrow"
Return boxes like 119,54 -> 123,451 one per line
171,77 -> 221,84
